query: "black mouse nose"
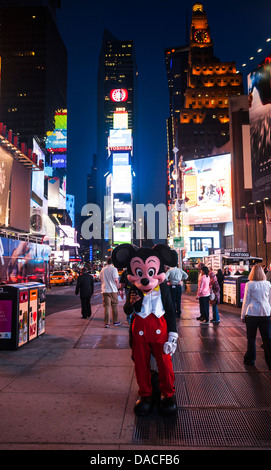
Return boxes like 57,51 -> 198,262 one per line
141,278 -> 149,286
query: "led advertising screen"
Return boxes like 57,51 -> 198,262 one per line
113,111 -> 128,130
110,89 -> 128,102
52,154 -> 67,168
184,153 -> 232,224
112,153 -> 129,166
112,165 -> 132,193
108,129 -> 132,151
54,110 -> 67,130
0,147 -> 13,226
45,130 -> 67,151
32,139 -> 45,201
248,54 -> 271,201
113,226 -> 132,244
113,194 -> 132,224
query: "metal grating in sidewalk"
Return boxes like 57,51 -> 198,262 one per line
132,297 -> 271,448
132,403 -> 271,448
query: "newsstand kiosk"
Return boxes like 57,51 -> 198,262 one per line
0,282 -> 46,350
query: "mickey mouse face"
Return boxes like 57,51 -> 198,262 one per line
112,243 -> 178,294
128,256 -> 166,293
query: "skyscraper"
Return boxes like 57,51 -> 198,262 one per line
96,29 -> 137,258
0,0 -> 67,146
177,3 -> 243,160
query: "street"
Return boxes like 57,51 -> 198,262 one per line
45,281 -> 102,316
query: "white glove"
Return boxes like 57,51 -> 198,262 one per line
163,332 -> 178,356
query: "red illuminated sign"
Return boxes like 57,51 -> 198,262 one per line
110,89 -> 128,102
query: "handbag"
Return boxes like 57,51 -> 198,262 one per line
210,289 -> 215,301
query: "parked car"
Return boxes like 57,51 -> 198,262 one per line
50,271 -> 69,286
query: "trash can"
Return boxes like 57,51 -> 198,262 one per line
0,283 -> 29,350
0,282 -> 46,350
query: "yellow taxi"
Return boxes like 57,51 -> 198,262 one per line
66,268 -> 78,282
50,271 -> 69,286
64,270 -> 74,284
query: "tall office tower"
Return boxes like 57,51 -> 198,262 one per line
0,0 -> 67,146
96,29 -> 137,258
167,2 -> 244,261
177,3 -> 243,160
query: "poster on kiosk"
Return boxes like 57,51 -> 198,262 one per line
28,286 -> 38,342
18,290 -> 28,347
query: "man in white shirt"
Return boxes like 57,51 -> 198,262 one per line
100,257 -> 121,328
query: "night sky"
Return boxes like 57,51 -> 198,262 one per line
56,0 -> 271,214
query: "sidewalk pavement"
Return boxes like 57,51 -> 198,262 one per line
0,292 -> 271,451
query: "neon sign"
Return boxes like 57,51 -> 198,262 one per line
110,89 -> 128,102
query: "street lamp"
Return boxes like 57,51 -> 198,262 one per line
172,147 -> 186,267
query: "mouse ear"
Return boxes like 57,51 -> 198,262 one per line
112,243 -> 136,268
152,244 -> 178,267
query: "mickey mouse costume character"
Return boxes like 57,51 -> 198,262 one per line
112,243 -> 178,416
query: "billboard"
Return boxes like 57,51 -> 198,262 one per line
48,177 -> 60,208
108,129 -> 132,151
0,237 -> 50,284
113,226 -> 132,244
184,153 -> 232,224
113,110 -> 128,129
45,129 -> 67,151
248,54 -> 271,201
113,194 -> 132,224
32,139 -> 45,201
113,152 -> 129,166
54,110 -> 67,130
110,89 -> 128,102
52,154 -> 67,168
0,147 -> 13,226
112,165 -> 132,193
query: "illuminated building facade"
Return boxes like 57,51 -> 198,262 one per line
96,30 -> 137,258
166,2 -> 244,262
176,2 -> 243,159
0,1 -> 77,266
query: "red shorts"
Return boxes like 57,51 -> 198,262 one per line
131,313 -> 175,398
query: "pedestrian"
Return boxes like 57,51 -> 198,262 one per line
241,264 -> 271,369
165,265 -> 188,317
216,268 -> 224,303
209,271 -> 220,323
75,267 -> 94,318
196,265 -> 210,324
100,257 -> 121,328
266,263 -> 271,282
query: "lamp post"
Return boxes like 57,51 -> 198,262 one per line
172,147 -> 186,267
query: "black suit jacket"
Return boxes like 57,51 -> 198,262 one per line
75,272 -> 94,298
123,281 -> 177,333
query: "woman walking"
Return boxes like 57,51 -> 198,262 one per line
241,264 -> 271,369
196,266 -> 210,324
